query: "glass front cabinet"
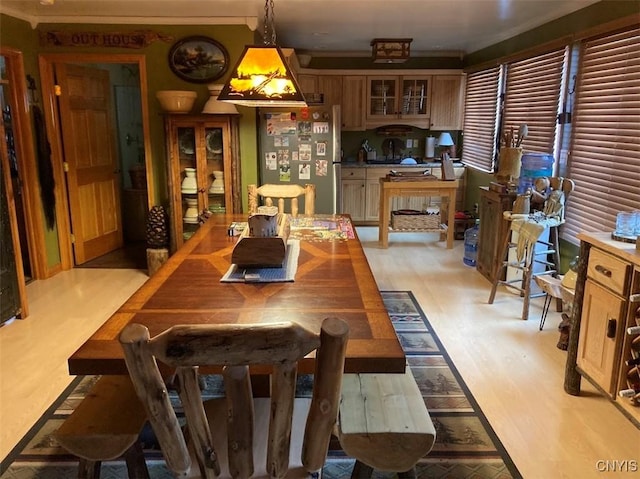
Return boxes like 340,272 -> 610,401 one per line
366,75 -> 432,127
165,114 -> 241,252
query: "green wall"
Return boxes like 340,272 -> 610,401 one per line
0,15 -> 259,267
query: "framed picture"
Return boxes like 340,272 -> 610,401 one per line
168,36 -> 229,83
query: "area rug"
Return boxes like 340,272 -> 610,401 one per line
0,291 -> 521,479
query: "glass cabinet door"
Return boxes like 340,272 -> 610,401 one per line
204,126 -> 226,214
401,78 -> 429,116
368,78 -> 397,119
176,126 -> 199,240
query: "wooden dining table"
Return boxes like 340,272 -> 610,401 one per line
68,214 -> 406,377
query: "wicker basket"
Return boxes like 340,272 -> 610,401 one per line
391,210 -> 441,230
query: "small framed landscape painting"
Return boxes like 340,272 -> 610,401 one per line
168,36 -> 229,83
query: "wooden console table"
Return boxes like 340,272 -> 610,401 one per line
378,178 -> 458,249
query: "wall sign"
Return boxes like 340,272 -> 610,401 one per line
40,30 -> 173,49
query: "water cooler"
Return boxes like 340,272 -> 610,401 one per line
518,153 -> 554,193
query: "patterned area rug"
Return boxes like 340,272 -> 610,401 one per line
0,291 -> 520,479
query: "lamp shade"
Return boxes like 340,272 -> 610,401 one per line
437,132 -> 454,146
218,45 -> 306,107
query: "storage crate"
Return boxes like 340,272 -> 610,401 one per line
391,210 -> 441,230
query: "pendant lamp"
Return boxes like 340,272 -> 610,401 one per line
218,0 -> 306,107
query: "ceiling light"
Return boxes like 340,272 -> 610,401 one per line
40,0 -> 55,4
218,0 -> 306,107
371,38 -> 412,64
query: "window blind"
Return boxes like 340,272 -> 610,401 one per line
563,27 -> 640,242
461,67 -> 500,172
501,48 -> 565,156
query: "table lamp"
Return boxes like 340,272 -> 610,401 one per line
437,132 -> 455,159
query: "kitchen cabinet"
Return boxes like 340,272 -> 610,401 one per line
165,114 -> 241,252
296,74 -> 318,96
366,75 -> 432,128
341,167 -> 366,222
430,74 -> 466,130
318,75 -> 343,108
477,187 -> 517,282
577,277 -> 626,395
566,233 -> 640,427
342,76 -> 367,131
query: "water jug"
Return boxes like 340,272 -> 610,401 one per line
463,219 -> 480,267
518,153 -> 554,193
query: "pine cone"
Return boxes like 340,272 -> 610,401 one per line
146,205 -> 169,248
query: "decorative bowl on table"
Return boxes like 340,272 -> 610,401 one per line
156,90 -> 197,113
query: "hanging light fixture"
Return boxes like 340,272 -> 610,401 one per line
218,0 -> 306,107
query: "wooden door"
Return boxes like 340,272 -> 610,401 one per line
0,116 -> 27,322
56,64 -> 123,264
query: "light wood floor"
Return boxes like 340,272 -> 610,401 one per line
1,227 -> 638,477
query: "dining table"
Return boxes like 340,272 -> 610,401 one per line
67,213 -> 406,379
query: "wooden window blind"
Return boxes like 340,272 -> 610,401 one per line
461,66 -> 500,172
563,26 -> 640,242
501,48 -> 565,156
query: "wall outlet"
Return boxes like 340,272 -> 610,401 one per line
406,139 -> 413,148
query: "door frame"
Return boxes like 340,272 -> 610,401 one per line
39,53 -> 154,270
1,47 -> 42,285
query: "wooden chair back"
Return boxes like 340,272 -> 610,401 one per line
119,318 -> 348,478
248,184 -> 316,217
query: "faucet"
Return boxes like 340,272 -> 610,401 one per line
388,139 -> 395,160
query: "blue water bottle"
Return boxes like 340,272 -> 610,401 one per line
463,219 -> 480,267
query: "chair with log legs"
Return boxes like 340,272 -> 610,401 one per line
248,183 -> 316,217
119,318 -> 348,479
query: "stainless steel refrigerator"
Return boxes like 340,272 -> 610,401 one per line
257,105 -> 341,214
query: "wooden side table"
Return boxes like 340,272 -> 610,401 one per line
378,178 -> 458,249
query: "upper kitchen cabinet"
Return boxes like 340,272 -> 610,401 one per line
296,73 -> 318,97
366,75 -> 432,128
342,76 -> 367,131
165,114 -> 241,253
430,74 -> 466,130
318,76 -> 343,108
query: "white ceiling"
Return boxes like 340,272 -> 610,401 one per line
1,0 -> 601,56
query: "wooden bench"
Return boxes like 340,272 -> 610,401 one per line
336,369 -> 436,479
54,375 -> 149,479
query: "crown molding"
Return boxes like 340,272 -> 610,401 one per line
0,8 -> 258,30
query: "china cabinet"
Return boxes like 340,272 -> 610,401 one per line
366,75 -> 432,128
165,114 -> 241,252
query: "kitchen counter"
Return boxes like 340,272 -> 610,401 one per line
342,161 -> 464,168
